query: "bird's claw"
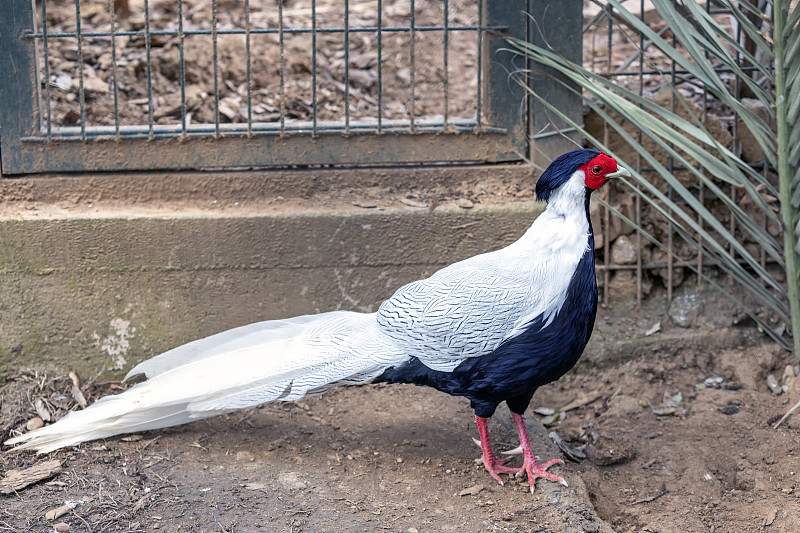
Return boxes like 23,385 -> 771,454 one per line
500,445 -> 523,456
519,457 -> 567,493
482,455 -> 517,486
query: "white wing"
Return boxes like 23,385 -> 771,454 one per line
376,215 -> 586,372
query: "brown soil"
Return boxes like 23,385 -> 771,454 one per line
2,340 -> 798,533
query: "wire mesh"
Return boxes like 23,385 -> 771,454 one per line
28,0 -> 496,141
583,0 -> 777,309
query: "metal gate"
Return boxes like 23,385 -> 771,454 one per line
0,0 -> 581,175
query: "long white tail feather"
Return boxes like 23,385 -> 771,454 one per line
5,311 -> 407,453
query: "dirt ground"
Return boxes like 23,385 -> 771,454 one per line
9,2 -> 797,532
2,332 -> 799,533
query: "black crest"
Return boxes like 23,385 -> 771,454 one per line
535,149 -> 600,202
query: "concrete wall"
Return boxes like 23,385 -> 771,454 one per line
0,164 -> 541,378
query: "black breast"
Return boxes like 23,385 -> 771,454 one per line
376,242 -> 598,418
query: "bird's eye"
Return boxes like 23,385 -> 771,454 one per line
592,165 -> 603,174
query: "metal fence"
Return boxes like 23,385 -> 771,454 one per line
583,0 -> 776,310
0,1 -> 775,317
0,0 -> 584,175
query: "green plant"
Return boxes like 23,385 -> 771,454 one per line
509,0 -> 800,356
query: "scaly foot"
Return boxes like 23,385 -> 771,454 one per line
475,415 -> 516,485
516,456 -> 567,492
510,412 -> 567,493
474,413 -> 568,491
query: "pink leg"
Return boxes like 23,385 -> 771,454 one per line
475,415 -> 518,485
511,412 -> 567,493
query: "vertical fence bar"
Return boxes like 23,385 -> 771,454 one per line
602,6 -> 612,306
74,0 -> 86,140
344,0 -> 351,134
697,181 -> 704,282
442,0 -> 449,129
279,0 -> 285,135
762,57 -> 773,274
33,2 -> 42,135
109,0 -> 120,138
144,0 -> 153,139
245,0 -> 253,136
409,0 -> 416,133
41,0 -> 52,137
311,0 -> 317,136
476,0 -> 482,129
730,5 -> 742,262
666,0 -> 677,305
697,0 -> 711,285
178,0 -> 187,135
211,0 -> 220,138
377,0 -> 383,132
636,0 -> 644,310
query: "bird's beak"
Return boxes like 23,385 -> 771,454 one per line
605,166 -> 632,179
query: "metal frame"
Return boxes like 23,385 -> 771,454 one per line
585,0 -> 775,308
0,0 -> 581,175
527,0 -> 584,165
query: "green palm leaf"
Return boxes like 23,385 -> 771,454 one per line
511,0 -> 800,355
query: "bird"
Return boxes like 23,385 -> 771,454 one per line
5,148 -> 630,493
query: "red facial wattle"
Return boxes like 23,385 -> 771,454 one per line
580,153 -> 618,190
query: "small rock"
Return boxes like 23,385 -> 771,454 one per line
218,99 -> 239,121
53,74 -> 73,92
645,322 -> 661,336
781,365 -> 796,392
668,293 -> 704,328
396,67 -> 411,85
766,374 -> 782,395
348,69 -> 375,89
459,484 -> 484,496
456,198 -> 474,209
26,417 -> 44,431
54,523 -> 70,532
764,507 -> 778,527
611,235 -> 637,264
719,406 -> 740,415
83,76 -> 109,94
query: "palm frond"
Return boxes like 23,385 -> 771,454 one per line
511,0 -> 800,354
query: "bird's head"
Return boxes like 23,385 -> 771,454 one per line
535,149 -> 631,203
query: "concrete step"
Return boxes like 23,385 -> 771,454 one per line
0,164 -> 542,377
